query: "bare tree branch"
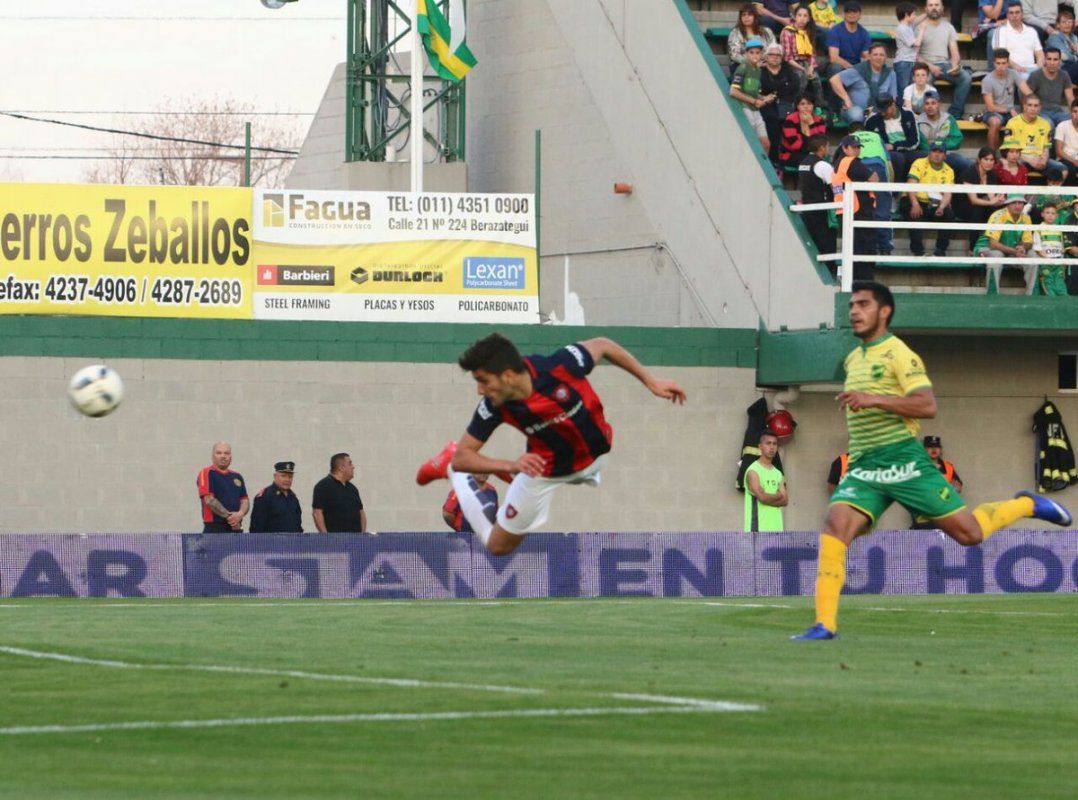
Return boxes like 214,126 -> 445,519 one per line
82,97 -> 302,187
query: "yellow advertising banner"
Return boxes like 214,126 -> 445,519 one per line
251,189 -> 539,323
0,183 -> 253,318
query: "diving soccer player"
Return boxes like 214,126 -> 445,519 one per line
416,333 -> 686,556
793,282 -> 1073,640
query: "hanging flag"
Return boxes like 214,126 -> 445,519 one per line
417,0 -> 477,82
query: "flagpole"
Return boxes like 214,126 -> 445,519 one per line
410,0 -> 424,193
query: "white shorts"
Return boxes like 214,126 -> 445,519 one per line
742,107 -> 767,138
497,455 -> 607,535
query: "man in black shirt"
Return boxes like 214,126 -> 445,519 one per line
312,453 -> 366,533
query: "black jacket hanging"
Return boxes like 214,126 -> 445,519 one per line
1032,400 -> 1077,492
736,398 -> 785,491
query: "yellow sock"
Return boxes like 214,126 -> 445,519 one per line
972,497 -> 1035,540
815,534 -> 847,633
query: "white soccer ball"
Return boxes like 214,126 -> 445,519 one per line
68,364 -> 124,417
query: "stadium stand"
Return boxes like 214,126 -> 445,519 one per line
685,0 -> 1077,292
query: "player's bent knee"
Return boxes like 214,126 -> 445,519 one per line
486,526 -> 526,556
938,515 -> 983,546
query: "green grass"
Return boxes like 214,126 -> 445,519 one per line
0,594 -> 1076,799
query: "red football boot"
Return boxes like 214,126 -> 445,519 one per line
416,440 -> 457,485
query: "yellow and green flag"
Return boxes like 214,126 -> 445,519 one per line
417,0 -> 477,82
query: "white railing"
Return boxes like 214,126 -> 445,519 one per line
791,182 -> 1078,292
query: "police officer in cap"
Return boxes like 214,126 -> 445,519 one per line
249,461 -> 304,533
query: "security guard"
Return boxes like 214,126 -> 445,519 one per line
249,461 -> 303,533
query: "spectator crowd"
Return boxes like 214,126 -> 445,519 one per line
727,0 -> 1078,294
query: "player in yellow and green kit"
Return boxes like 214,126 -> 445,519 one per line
792,282 -> 1073,640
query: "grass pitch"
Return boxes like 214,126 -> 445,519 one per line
0,594 -> 1076,799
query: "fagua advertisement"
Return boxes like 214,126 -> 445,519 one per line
251,189 -> 538,323
0,183 -> 253,319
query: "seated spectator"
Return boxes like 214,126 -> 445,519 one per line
954,147 -> 1009,251
826,1 -> 871,77
916,0 -> 973,119
902,144 -> 957,257
1021,48 -> 1075,129
829,43 -> 897,124
1054,99 -> 1078,179
894,2 -> 926,99
1020,0 -> 1057,40
995,136 -> 1031,183
903,62 -> 935,114
973,0 -> 1007,62
1032,202 -> 1071,294
865,93 -> 920,181
995,4 -> 1043,82
981,49 -> 1022,151
754,0 -> 795,36
780,94 -> 827,165
781,6 -> 825,106
915,90 -> 969,172
730,39 -> 776,153
1024,164 -> 1070,220
1008,94 -> 1069,179
798,134 -> 837,254
729,4 -> 777,75
761,43 -> 803,161
1046,9 -> 1078,82
973,193 -> 1035,293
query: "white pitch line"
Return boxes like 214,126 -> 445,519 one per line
0,703 -> 760,737
0,646 -> 542,696
609,693 -> 761,712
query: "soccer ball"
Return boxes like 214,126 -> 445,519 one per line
68,364 -> 124,417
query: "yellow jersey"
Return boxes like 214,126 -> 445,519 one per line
906,157 -> 955,203
844,333 -> 932,456
1006,114 -> 1052,157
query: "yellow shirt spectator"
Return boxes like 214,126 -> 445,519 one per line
1006,114 -> 1052,157
811,0 -> 841,27
906,157 -> 955,203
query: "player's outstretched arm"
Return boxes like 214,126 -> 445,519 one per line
452,433 -> 547,477
581,337 -> 687,404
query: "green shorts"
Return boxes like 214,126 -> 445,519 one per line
829,438 -> 966,524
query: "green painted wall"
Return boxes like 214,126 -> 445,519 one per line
0,316 -> 759,368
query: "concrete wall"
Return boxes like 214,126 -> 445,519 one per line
0,356 -> 758,534
2,336 -> 1073,535
467,0 -> 833,329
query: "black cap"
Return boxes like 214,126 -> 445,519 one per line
1046,164 -> 1065,181
274,461 -> 295,473
923,436 -> 941,447
929,142 -> 947,152
839,135 -> 862,149
844,0 -> 862,10
876,94 -> 895,107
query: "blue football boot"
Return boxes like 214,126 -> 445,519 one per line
1016,491 -> 1073,527
790,623 -> 837,641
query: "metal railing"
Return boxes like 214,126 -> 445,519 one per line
792,182 -> 1078,292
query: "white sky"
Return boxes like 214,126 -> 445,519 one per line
0,0 -> 349,183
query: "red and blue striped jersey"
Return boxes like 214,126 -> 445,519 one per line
466,343 -> 613,477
